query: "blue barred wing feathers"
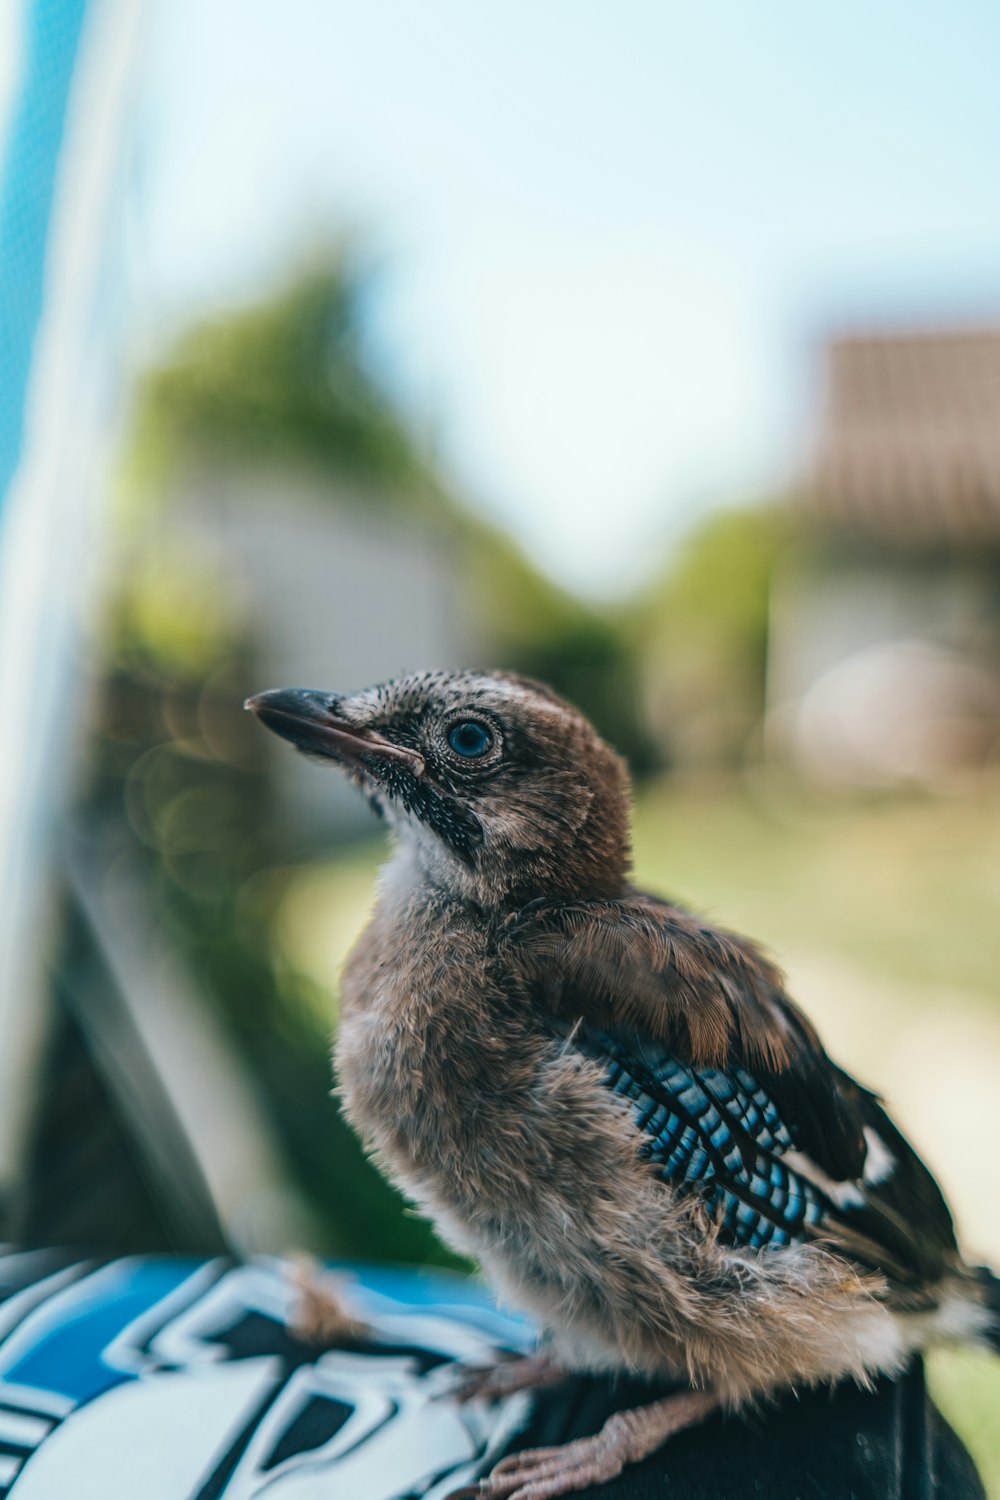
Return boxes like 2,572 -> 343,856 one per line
587,1030 -> 827,1252
506,890 -> 959,1289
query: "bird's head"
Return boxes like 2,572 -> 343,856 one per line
246,670 -> 631,905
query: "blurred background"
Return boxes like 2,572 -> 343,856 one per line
2,0 -> 999,1486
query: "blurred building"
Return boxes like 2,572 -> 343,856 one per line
768,327 -> 1000,783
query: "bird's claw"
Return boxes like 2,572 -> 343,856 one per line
458,1428 -> 627,1499
440,1352 -> 564,1405
444,1364 -> 511,1404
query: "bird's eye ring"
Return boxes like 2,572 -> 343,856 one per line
447,719 -> 494,758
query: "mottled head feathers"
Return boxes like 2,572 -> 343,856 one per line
250,669 -> 631,906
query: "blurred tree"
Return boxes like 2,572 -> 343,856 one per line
130,257 -> 434,505
637,504 -> 790,771
126,250 -> 649,762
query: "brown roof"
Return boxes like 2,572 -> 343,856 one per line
810,326 -> 1000,544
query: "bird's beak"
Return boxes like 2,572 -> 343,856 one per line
245,687 -> 424,775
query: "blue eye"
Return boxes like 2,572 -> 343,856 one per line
447,719 -> 494,758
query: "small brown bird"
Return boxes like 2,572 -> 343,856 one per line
248,670 -> 1000,1500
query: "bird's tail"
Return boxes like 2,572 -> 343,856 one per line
954,1263 -> 1000,1354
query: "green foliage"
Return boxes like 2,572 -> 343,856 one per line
132,254 -> 438,505
103,543 -> 240,677
636,504 -> 789,769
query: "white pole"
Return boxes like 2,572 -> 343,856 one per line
0,0 -> 145,1195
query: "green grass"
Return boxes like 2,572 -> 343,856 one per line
929,1350 -> 1000,1499
279,775 -> 1000,1489
632,774 -> 1000,1001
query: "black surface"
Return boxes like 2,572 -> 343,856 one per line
514,1360 -> 985,1499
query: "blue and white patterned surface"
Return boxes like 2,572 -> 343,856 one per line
0,1250 -> 534,1499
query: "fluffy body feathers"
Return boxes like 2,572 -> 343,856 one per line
248,669 -> 998,1494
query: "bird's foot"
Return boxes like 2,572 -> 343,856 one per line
447,1387 -> 718,1500
284,1254 -> 369,1347
450,1351 -> 567,1404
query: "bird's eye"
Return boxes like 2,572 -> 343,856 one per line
447,720 -> 494,758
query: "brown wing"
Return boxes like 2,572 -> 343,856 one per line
500,889 -> 957,1285
501,888 -> 865,1176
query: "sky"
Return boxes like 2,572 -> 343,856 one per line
127,0 -> 1000,594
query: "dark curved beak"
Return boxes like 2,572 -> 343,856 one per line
245,687 -> 424,775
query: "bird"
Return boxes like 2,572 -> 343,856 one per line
247,669 -> 1000,1500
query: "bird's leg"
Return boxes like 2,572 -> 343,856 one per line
451,1350 -> 568,1403
284,1254 -> 370,1346
449,1388 -> 719,1500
